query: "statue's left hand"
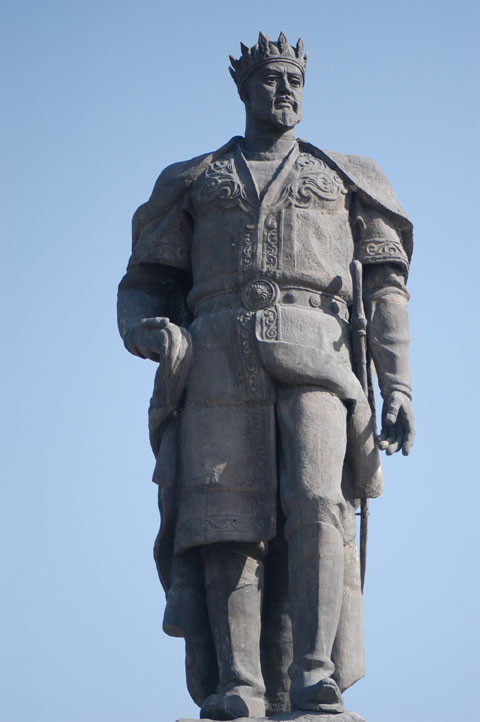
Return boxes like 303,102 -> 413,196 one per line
378,391 -> 415,456
124,316 -> 190,363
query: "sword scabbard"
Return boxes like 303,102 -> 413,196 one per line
350,259 -> 371,593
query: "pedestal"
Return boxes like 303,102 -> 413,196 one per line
177,711 -> 366,722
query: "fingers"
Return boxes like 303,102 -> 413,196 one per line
378,393 -> 415,456
400,403 -> 415,456
378,392 -> 413,455
384,425 -> 398,455
402,427 -> 415,456
378,424 -> 395,451
386,430 -> 404,456
384,394 -> 401,426
378,396 -> 400,449
127,319 -> 171,361
141,316 -> 170,330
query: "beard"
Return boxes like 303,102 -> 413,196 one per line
268,105 -> 302,130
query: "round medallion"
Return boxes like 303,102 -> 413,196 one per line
309,293 -> 322,308
241,279 -> 279,311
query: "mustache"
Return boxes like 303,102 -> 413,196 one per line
274,96 -> 297,111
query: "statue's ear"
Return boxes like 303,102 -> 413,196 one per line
239,85 -> 249,105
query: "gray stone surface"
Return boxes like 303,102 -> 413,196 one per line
118,30 -> 414,722
178,712 -> 366,722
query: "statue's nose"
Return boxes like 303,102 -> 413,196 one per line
277,87 -> 293,100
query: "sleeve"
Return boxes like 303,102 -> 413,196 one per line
353,197 -> 409,276
127,201 -> 193,273
117,173 -> 195,357
354,193 -> 412,400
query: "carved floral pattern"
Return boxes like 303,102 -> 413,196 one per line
366,241 -> 403,257
199,158 -> 251,211
262,213 -> 280,270
261,307 -> 279,341
236,314 -> 271,480
240,222 -> 255,270
237,312 -> 266,399
357,239 -> 409,267
280,153 -> 346,206
242,279 -> 278,311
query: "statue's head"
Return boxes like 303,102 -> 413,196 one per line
229,32 -> 308,131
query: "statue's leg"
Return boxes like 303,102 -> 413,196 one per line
261,513 -> 292,715
200,541 -> 267,720
277,386 -> 347,714
162,549 -> 219,707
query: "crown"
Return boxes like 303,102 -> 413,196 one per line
229,32 -> 308,89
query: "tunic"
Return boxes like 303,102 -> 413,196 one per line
122,136 -> 413,697
128,138 -> 411,552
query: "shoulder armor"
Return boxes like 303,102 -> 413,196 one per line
132,137 -> 239,248
298,140 -> 413,263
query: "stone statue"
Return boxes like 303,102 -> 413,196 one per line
117,32 -> 415,722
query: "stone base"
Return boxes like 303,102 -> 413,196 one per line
177,711 -> 365,722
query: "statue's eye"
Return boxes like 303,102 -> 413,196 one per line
264,75 -> 277,84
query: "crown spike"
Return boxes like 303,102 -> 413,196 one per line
240,42 -> 250,57
258,32 -> 270,51
278,31 -> 288,51
296,37 -> 304,57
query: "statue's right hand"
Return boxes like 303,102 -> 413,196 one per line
125,317 -> 176,362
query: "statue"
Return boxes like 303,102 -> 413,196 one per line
117,32 -> 415,722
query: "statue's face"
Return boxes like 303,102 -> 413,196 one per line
243,61 -> 303,130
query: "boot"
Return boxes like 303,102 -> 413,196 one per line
261,526 -> 292,716
200,543 -> 266,720
288,522 -> 345,714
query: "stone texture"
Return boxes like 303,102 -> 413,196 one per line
118,29 -> 414,722
178,712 -> 366,722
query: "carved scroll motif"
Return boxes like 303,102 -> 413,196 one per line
260,307 -> 279,341
356,239 -> 409,269
262,213 -> 280,270
240,222 -> 255,271
237,311 -> 267,399
199,158 -> 251,212
236,312 -> 272,481
280,153 -> 347,207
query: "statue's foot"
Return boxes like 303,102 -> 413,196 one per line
265,691 -> 291,716
290,678 -> 345,715
200,689 -> 266,720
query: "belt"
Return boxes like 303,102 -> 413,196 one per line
195,278 -> 349,322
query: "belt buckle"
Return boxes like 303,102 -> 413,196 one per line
241,278 -> 279,311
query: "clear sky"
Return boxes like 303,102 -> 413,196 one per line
2,1 -> 479,721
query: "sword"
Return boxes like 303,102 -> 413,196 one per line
350,260 -> 370,593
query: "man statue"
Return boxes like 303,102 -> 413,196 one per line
117,32 -> 415,721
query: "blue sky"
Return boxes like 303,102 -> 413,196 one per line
2,1 -> 479,721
